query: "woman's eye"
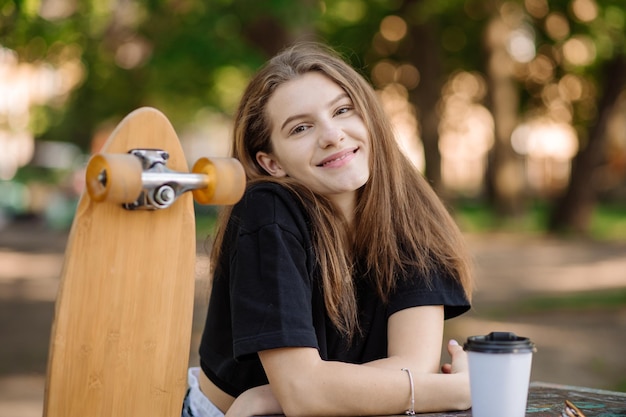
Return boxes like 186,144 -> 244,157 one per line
290,125 -> 308,135
335,106 -> 352,116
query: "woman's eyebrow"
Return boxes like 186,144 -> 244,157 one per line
280,93 -> 351,132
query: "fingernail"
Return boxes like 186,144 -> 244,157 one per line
449,339 -> 459,346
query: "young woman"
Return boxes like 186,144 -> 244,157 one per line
184,42 -> 474,417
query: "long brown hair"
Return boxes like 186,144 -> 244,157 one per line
211,42 -> 473,338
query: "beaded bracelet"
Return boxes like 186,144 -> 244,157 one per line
401,368 -> 415,416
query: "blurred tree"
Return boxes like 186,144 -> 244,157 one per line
320,0 -> 626,233
540,0 -> 626,234
3,0 -> 625,236
401,0 -> 447,192
318,0 -> 490,195
0,0 -> 319,151
482,2 -> 526,217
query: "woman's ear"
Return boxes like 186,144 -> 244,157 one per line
256,151 -> 287,177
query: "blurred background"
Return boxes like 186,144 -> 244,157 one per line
0,0 -> 625,415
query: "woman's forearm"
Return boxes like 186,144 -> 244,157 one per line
228,363 -> 469,417
225,384 -> 282,417
362,357 -> 471,413
261,351 -> 469,416
281,360 -> 417,417
411,371 -> 471,412
363,357 -> 471,412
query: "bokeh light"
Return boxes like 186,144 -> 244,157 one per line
371,60 -> 420,90
377,83 -> 424,171
439,71 -> 494,195
507,26 -> 536,63
545,12 -> 570,41
511,118 -> 579,193
562,35 -> 596,67
0,44 -> 84,180
379,15 -> 407,43
571,0 -> 599,23
114,36 -> 152,70
524,0 -> 549,19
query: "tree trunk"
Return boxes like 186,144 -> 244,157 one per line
407,23 -> 443,192
401,0 -> 444,192
547,54 -> 626,234
483,16 -> 525,217
240,0 -> 317,57
242,16 -> 293,57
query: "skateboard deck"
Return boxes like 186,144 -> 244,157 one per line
43,107 -> 244,417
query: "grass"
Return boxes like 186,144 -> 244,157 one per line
454,200 -> 626,242
481,288 -> 626,319
590,203 -> 626,242
454,200 -> 549,235
194,199 -> 626,245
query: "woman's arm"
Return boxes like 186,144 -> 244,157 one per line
259,347 -> 413,417
249,305 -> 470,417
367,304 -> 446,372
364,305 -> 471,411
225,384 -> 282,417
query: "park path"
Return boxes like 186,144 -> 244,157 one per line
0,221 -> 625,417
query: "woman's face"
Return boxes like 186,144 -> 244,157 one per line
257,72 -> 371,208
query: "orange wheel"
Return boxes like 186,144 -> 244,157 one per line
191,157 -> 245,205
85,154 -> 143,204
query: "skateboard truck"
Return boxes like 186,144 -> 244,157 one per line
122,148 -> 208,210
85,148 -> 245,209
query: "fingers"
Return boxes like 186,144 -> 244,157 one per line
447,339 -> 462,356
441,340 -> 459,373
443,339 -> 469,375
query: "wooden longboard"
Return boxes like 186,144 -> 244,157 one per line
43,107 -> 244,416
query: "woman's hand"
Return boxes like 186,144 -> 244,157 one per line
225,384 -> 283,417
441,339 -> 468,375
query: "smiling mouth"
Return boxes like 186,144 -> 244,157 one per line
318,148 -> 358,167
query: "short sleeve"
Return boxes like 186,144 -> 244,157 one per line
387,267 -> 471,320
228,186 -> 319,359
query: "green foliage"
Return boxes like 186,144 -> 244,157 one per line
1,0 -> 320,150
483,288 -> 626,317
195,207 -> 219,238
456,199 -> 626,241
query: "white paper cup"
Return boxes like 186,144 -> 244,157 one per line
464,332 -> 536,417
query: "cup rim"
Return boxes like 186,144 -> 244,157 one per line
463,332 -> 536,353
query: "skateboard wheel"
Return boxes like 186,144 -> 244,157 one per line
191,157 -> 246,205
85,153 -> 143,203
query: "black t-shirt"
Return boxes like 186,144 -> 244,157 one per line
198,182 -> 470,397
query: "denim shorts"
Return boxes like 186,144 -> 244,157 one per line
182,367 -> 225,417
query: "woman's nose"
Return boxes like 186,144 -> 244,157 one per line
318,124 -> 343,147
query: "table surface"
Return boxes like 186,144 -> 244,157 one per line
415,382 -> 626,417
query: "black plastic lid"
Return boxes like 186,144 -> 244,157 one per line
463,332 -> 536,354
